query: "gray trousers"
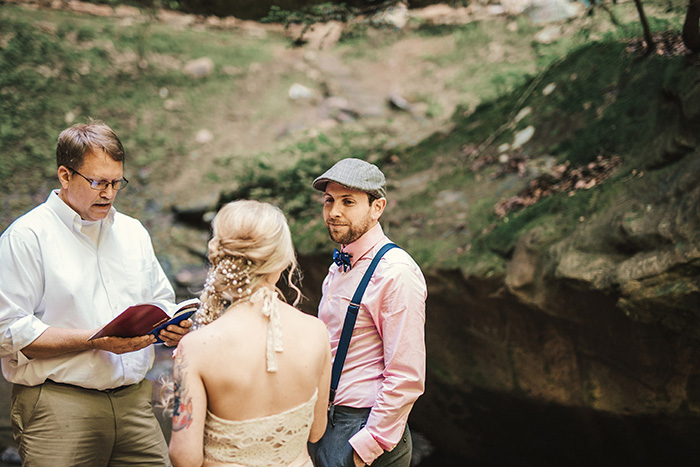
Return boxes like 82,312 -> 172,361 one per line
308,405 -> 412,467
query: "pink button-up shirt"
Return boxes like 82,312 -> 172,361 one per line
318,223 -> 426,465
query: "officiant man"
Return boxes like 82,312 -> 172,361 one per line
0,120 -> 191,466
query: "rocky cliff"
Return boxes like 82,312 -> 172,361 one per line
401,59 -> 700,464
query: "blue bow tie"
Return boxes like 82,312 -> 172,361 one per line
333,249 -> 353,272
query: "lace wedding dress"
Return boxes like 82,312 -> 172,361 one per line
202,288 -> 316,467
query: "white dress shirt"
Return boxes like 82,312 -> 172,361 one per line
0,190 -> 175,390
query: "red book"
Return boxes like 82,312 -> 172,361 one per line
88,298 -> 199,343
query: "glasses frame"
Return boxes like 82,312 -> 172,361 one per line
66,167 -> 129,191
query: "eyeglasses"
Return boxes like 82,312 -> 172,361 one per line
67,167 -> 129,191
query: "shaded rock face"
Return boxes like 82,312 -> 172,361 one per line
409,271 -> 700,464
401,154 -> 700,461
293,255 -> 700,464
505,153 -> 700,338
394,78 -> 700,463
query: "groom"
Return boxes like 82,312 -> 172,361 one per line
309,158 -> 427,467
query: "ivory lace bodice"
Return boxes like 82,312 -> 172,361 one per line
203,389 -> 317,466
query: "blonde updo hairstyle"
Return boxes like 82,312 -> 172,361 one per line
195,200 -> 301,326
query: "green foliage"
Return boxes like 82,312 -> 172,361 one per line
372,32 -> 693,275
543,43 -> 685,167
261,2 -> 353,45
2,0 -> 695,276
76,25 -> 98,42
415,23 -> 467,38
216,153 -> 336,251
0,15 -> 73,190
0,4 -> 278,210
262,0 -> 405,45
262,3 -> 351,26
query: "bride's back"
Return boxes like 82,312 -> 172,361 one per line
188,297 -> 328,422
168,200 -> 330,467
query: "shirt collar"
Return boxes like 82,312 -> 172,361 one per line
342,222 -> 385,267
47,189 -> 116,232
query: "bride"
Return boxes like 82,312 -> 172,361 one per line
167,200 -> 331,467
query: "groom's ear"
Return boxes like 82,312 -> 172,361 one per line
370,197 -> 386,221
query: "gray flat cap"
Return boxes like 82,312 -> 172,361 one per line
312,158 -> 387,199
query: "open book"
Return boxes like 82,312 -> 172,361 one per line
88,298 -> 200,344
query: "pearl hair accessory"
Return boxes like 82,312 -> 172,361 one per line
194,256 -> 253,327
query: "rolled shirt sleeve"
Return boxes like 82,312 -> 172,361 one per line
0,228 -> 51,358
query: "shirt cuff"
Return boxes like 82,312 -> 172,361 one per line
349,427 -> 384,465
1,316 -> 50,357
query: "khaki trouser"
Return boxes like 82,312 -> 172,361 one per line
11,379 -> 170,467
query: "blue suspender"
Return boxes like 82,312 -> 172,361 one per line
328,243 -> 399,406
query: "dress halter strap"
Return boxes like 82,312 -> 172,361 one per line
250,287 -> 283,372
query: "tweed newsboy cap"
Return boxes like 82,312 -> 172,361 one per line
312,158 -> 387,199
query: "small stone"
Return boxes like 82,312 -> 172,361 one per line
183,57 -> 215,78
512,126 -> 535,149
195,129 -> 213,144
542,83 -> 557,96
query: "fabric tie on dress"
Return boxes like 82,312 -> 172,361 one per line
333,249 -> 352,272
250,287 -> 283,372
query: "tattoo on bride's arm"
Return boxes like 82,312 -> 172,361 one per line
172,346 -> 194,431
